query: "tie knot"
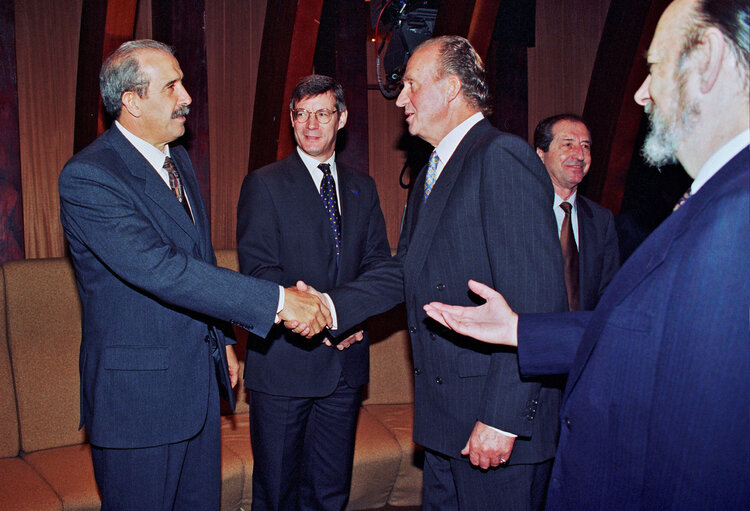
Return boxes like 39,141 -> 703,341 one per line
428,150 -> 439,170
560,201 -> 572,214
318,163 -> 332,176
163,155 -> 176,172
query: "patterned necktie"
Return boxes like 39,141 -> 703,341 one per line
424,150 -> 440,200
560,201 -> 580,311
318,163 -> 341,261
163,156 -> 193,222
673,189 -> 691,211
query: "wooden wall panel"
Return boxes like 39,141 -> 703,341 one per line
15,0 -> 82,259
528,0 -> 610,141
314,0 -> 370,175
367,89 -> 409,248
206,0 -> 266,249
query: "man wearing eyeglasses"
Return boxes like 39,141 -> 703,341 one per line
236,74 -> 392,511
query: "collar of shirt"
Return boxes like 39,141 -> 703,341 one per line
296,147 -> 341,214
432,112 -> 484,181
115,121 -> 172,187
553,191 -> 579,245
691,129 -> 749,195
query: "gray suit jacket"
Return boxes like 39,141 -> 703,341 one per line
59,127 -> 278,448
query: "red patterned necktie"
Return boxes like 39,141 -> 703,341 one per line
560,201 -> 580,311
163,156 -> 193,223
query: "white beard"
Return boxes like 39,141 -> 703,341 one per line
641,70 -> 700,168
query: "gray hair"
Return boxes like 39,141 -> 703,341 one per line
415,35 -> 492,116
99,40 -> 174,118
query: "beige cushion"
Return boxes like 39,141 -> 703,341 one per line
364,305 -> 414,406
0,457 -> 62,511
347,408 -> 402,510
365,404 -> 423,507
220,413 -> 254,511
23,444 -> 98,510
0,267 -> 21,459
3,258 -> 85,453
220,439 -> 246,511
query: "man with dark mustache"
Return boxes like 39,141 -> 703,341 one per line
533,114 -> 619,311
59,39 -> 331,511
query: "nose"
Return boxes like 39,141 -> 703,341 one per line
177,82 -> 192,106
574,144 -> 585,160
634,75 -> 651,106
305,114 -> 319,129
395,87 -> 408,108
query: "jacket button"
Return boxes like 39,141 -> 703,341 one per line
436,282 -> 446,291
414,368 -> 421,375
435,377 -> 443,384
409,325 -> 417,333
564,416 -> 572,428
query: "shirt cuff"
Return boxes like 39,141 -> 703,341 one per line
486,424 -> 517,438
322,292 -> 338,331
275,285 -> 284,324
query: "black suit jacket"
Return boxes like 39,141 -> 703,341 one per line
576,195 -> 619,309
237,151 -> 392,397
329,119 -> 568,462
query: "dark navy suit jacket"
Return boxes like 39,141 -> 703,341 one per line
576,195 -> 619,309
236,151 -> 392,396
329,119 -> 569,463
59,127 -> 278,449
518,147 -> 750,509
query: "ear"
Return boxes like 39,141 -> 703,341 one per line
536,147 -> 546,163
444,75 -> 462,103
336,108 -> 348,130
121,90 -> 141,118
696,27 -> 726,94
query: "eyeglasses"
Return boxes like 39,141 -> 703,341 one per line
292,108 -> 338,124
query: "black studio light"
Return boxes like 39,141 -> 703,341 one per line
371,0 -> 438,98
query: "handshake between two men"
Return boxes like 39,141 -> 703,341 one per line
278,281 -> 363,350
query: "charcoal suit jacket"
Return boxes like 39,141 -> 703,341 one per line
236,151 -> 392,396
329,119 -> 569,463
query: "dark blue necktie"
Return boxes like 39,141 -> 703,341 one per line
318,163 -> 341,261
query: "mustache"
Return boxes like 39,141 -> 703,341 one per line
172,105 -> 190,119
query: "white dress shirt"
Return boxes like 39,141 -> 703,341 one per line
690,129 -> 750,195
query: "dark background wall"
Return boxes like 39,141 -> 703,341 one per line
0,0 -> 688,263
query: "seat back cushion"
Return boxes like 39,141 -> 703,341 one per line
4,258 -> 86,452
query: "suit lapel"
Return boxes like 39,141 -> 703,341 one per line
404,121 -> 485,279
107,128 -> 201,246
338,167 -> 361,268
576,198 -> 595,306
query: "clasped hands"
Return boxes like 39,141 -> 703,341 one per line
279,281 -> 363,350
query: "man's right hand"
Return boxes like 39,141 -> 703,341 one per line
280,286 -> 332,338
